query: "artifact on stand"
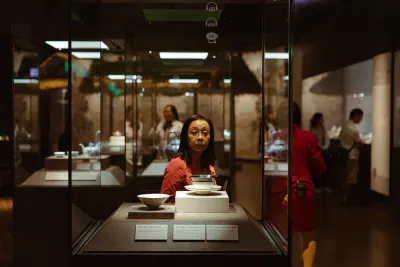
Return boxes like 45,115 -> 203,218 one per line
79,130 -> 102,156
136,193 -> 169,210
185,175 -> 221,195
267,130 -> 288,162
165,130 -> 181,161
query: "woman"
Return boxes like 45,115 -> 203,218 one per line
160,114 -> 216,203
309,113 -> 326,151
310,113 -> 331,193
280,103 -> 326,267
149,105 -> 184,158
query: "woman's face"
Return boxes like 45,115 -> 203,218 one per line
319,116 -> 324,126
188,119 -> 211,154
163,106 -> 175,122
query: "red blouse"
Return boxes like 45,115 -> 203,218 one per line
160,157 -> 216,203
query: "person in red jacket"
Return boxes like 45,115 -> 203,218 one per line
279,102 -> 326,267
161,114 -> 216,203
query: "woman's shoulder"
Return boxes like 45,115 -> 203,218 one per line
295,127 -> 318,141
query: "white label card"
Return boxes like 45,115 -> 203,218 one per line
277,164 -> 288,172
76,163 -> 91,171
92,162 -> 101,171
135,224 -> 168,241
45,172 -> 67,181
173,225 -> 205,241
110,147 -> 121,152
206,225 -> 239,241
264,163 -> 276,171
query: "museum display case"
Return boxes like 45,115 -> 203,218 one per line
11,1 -> 291,267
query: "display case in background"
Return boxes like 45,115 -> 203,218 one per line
11,1 -> 291,267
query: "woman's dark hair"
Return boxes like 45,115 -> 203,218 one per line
165,104 -> 179,121
176,114 -> 216,169
293,102 -> 301,126
310,113 -> 323,128
275,101 -> 301,128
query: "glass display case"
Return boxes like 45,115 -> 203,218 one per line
11,1 -> 291,267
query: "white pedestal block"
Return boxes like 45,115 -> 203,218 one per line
175,191 -> 229,213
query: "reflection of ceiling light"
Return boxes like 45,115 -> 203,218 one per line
284,76 -> 289,80
224,79 -> 231,84
264,52 -> 289,59
185,92 -> 190,96
142,88 -> 145,92
14,79 -> 39,84
72,52 -> 101,59
45,41 -> 109,50
108,75 -> 126,80
213,55 -> 216,59
359,93 -> 364,97
169,79 -> 199,84
190,93 -> 194,97
137,79 -> 142,84
139,93 -> 144,97
149,51 -> 152,54
160,52 -> 208,60
353,94 -> 357,98
125,79 -> 133,84
126,75 -> 137,79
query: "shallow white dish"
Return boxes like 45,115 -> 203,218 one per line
54,151 -> 65,157
184,185 -> 222,195
137,193 -> 169,210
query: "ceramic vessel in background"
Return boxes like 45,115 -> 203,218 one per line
165,130 -> 181,161
268,130 -> 288,162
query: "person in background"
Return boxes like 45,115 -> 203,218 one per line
281,102 -> 326,267
149,105 -> 183,158
309,113 -> 331,194
125,106 -> 144,173
339,108 -> 364,205
258,104 -> 276,157
161,114 -> 216,203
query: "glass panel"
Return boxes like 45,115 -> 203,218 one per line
262,1 -> 290,241
69,1 -> 289,263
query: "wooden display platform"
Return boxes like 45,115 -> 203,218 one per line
45,155 -> 111,171
127,204 -> 175,219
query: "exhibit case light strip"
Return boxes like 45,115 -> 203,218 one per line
159,52 -> 208,60
108,75 -> 142,80
224,79 -> 231,84
45,41 -> 109,50
169,79 -> 199,84
14,79 -> 39,84
72,52 -> 101,59
264,52 -> 289,59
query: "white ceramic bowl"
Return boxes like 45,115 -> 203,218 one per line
137,194 -> 169,210
54,151 -> 65,157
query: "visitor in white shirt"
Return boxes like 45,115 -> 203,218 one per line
339,108 -> 364,204
148,105 -> 183,158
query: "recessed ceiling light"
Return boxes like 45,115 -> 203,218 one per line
72,52 -> 101,59
264,52 -> 289,59
169,79 -> 199,84
149,51 -> 152,54
224,79 -> 231,84
108,75 -> 126,80
160,52 -> 208,60
213,55 -> 216,59
45,41 -> 109,50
